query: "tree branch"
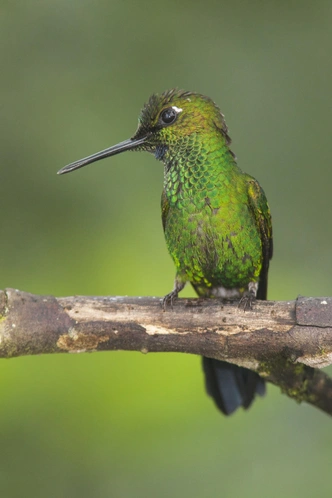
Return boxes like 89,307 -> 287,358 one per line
1,288 -> 332,416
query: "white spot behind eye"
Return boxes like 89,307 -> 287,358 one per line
172,106 -> 183,113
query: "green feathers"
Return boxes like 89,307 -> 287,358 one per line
135,90 -> 272,296
59,88 -> 272,299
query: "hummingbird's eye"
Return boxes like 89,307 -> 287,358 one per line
160,107 -> 177,125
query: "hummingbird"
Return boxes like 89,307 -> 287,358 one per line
58,89 -> 273,415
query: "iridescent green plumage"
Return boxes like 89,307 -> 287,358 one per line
134,90 -> 272,306
58,89 -> 273,415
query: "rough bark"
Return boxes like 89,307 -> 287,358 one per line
1,288 -> 332,416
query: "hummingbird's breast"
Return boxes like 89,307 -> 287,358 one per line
162,144 -> 263,291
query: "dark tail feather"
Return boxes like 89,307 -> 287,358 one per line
202,357 -> 266,415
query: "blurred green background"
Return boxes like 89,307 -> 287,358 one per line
1,0 -> 332,496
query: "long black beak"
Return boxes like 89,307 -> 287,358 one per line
57,136 -> 147,175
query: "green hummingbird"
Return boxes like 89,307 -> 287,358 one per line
58,89 -> 273,415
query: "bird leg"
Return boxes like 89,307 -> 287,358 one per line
238,282 -> 258,311
162,276 -> 186,311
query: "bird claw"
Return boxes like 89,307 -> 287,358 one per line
162,291 -> 178,311
238,291 -> 256,311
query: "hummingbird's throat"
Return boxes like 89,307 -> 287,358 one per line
162,134 -> 237,209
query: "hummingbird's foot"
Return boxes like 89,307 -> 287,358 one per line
238,291 -> 256,311
162,278 -> 186,311
238,282 -> 258,311
162,290 -> 178,311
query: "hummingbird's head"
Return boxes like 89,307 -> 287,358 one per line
133,89 -> 228,148
58,89 -> 232,175
133,89 -> 231,154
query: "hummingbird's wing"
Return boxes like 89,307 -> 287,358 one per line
246,177 -> 273,300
